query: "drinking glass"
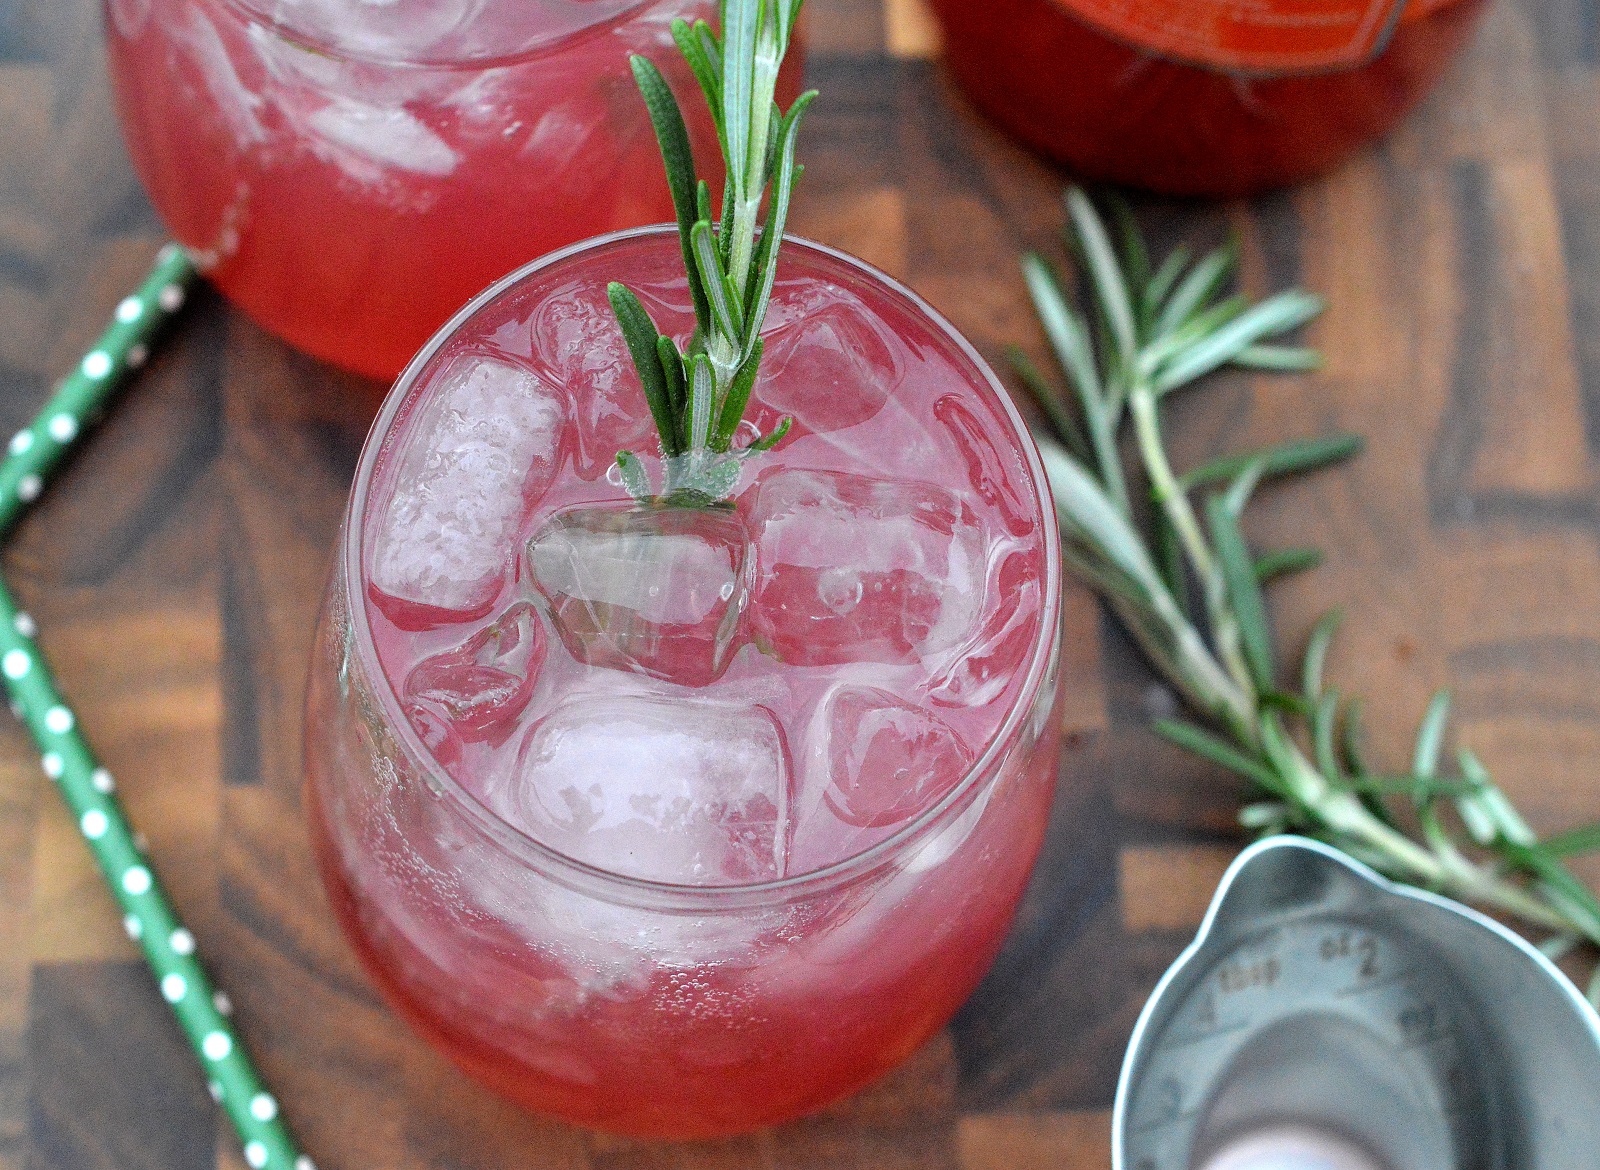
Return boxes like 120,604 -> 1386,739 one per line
302,226 -> 1066,1137
103,0 -> 732,380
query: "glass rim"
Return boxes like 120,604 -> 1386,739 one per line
211,0 -> 665,69
341,223 -> 1063,909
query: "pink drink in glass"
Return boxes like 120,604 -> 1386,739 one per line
103,0 -> 737,381
303,227 -> 1065,1137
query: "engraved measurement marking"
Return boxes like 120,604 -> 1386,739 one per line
1216,954 -> 1280,994
1319,929 -> 1381,978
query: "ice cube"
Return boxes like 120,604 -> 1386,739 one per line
370,353 -> 565,630
758,281 -> 903,434
492,694 -> 792,884
175,9 -> 267,146
403,603 -> 546,746
405,700 -> 464,771
528,283 -> 657,479
108,0 -> 151,37
526,504 -> 750,687
818,686 -> 973,828
933,393 -> 1038,539
306,95 -> 459,179
926,550 -> 1042,709
748,468 -> 986,666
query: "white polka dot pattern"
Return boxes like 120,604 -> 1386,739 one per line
0,246 -> 302,1168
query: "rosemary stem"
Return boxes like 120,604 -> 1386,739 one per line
1129,386 -> 1214,585
727,39 -> 779,301
1031,188 -> 1600,960
728,200 -> 761,307
1089,404 -> 1132,518
1129,382 -> 1259,706
1450,864 -> 1575,934
1288,747 -> 1573,933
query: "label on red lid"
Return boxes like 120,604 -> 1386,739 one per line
1052,0 -> 1411,74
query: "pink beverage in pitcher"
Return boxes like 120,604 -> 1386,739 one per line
103,0 -> 751,381
302,227 -> 1064,1137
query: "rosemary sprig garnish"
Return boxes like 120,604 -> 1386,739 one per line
1023,189 -> 1600,1005
608,0 -> 815,504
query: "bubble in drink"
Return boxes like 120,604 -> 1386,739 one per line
369,353 -> 564,629
403,602 -> 545,744
818,686 -> 973,828
494,694 -> 793,884
748,468 -> 985,666
527,504 -> 751,687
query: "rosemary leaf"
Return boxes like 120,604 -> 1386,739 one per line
1239,801 -> 1292,836
1182,433 -> 1364,490
1542,934 -> 1582,962
1144,244 -> 1192,331
615,451 -> 652,500
1152,289 -> 1324,395
1155,719 -> 1284,793
1541,823 -> 1600,859
1506,843 -> 1600,943
1008,347 -> 1091,462
1220,460 -> 1264,520
1066,188 -> 1137,364
1153,238 -> 1236,339
607,284 -> 681,456
741,90 -> 816,354
749,415 -> 791,451
656,335 -> 688,419
672,19 -> 724,142
1040,443 -> 1171,610
1109,196 -> 1152,308
1234,344 -> 1324,371
1206,491 -> 1276,694
1022,255 -> 1105,418
1311,689 -> 1341,780
712,337 -> 765,450
1411,691 -> 1452,781
688,353 -> 715,452
721,1 -> 756,197
629,56 -> 709,331
1348,775 -> 1478,799
1341,697 -> 1370,778
1302,610 -> 1342,701
1256,547 -> 1324,584
1153,508 -> 1191,622
690,221 -> 742,339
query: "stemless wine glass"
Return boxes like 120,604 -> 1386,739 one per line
302,226 -> 1066,1137
928,0 -> 1490,196
102,0 -> 738,380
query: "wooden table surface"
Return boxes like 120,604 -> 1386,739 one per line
4,0 -> 1600,1166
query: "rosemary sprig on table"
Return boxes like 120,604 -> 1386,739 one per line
608,0 -> 815,504
1021,189 -> 1600,1005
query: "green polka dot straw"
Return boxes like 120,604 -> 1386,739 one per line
0,245 -> 314,1170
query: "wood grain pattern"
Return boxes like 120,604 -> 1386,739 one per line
3,0 -> 1599,1166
